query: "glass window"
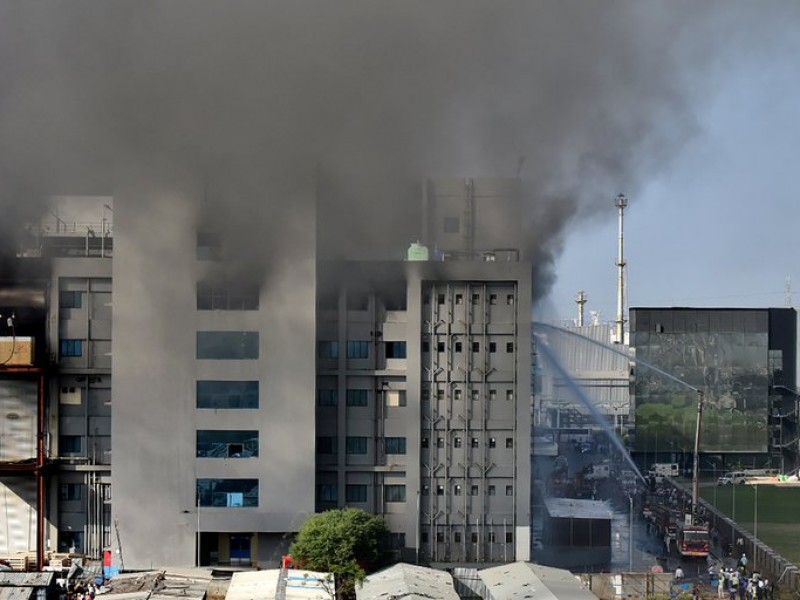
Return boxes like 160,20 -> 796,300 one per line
505,532 -> 513,543
471,438 -> 479,448
197,381 -> 258,409
455,342 -> 462,352
346,389 -> 368,407
197,281 -> 259,310
506,485 -> 513,496
506,342 -> 514,353
59,436 -> 81,454
384,437 -> 406,455
196,430 -> 259,458
470,485 -> 479,496
472,341 -> 480,352
454,484 -> 462,496
60,483 -> 83,501
506,294 -> 515,305
437,341 -> 445,352
346,484 -> 367,503
421,437 -> 429,448
454,532 -> 462,543
489,438 -> 497,448
318,341 -> 339,359
385,485 -> 406,503
385,341 -> 407,359
506,390 -> 514,401
318,389 -> 339,407
506,437 -> 514,448
489,294 -> 497,305
59,291 -> 82,309
454,437 -> 462,448
346,437 -> 368,454
488,485 -> 496,496
385,390 -> 406,407
196,331 -> 258,360
489,342 -> 497,353
316,484 -> 337,503
347,341 -> 369,359
316,436 -> 337,454
455,294 -> 463,305
197,479 -> 258,507
60,339 -> 83,357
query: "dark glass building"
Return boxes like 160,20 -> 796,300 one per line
630,308 -> 797,470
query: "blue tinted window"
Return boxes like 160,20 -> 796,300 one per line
346,389 -> 368,407
197,478 -> 258,507
318,341 -> 339,359
59,291 -> 82,309
346,484 -> 367,503
197,331 -> 258,359
346,436 -> 368,454
384,485 -> 406,502
316,484 -> 337,503
347,341 -> 369,359
60,339 -> 83,357
384,437 -> 407,454
197,381 -> 258,409
196,430 -> 259,458
59,435 -> 81,454
318,389 -> 338,406
385,341 -> 406,359
197,281 -> 259,310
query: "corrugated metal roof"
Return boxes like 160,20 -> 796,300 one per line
0,573 -> 55,588
543,498 -> 614,520
357,563 -> 459,600
0,587 -> 35,600
478,562 -> 598,600
225,570 -> 332,600
102,569 -> 210,600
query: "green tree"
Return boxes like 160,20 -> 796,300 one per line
289,507 -> 390,600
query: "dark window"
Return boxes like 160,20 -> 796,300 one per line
318,341 -> 339,359
455,294 -> 463,304
436,485 -> 444,496
507,294 -> 515,305
506,485 -> 513,496
346,437 -> 368,454
471,293 -> 480,304
472,341 -> 480,352
197,232 -> 222,261
346,484 -> 367,503
316,484 -> 337,503
489,294 -> 497,305
437,437 -> 444,448
421,437 -> 429,448
489,342 -> 497,353
455,342 -> 463,352
506,342 -> 514,353
489,438 -> 497,448
385,485 -> 406,502
346,389 -> 368,407
60,483 -> 83,501
422,341 -> 430,353
454,484 -> 462,496
196,331 -> 258,359
59,291 -> 82,309
506,438 -> 514,448
471,438 -> 479,448
454,437 -> 462,448
454,532 -> 462,543
505,532 -> 513,543
59,436 -> 81,454
436,532 -> 445,543
197,381 -> 258,409
384,437 -> 406,455
385,341 -> 407,359
318,389 -> 339,407
388,533 -> 406,549
347,341 -> 369,359
196,430 -> 258,458
488,485 -> 496,496
197,281 -> 259,310
316,436 -> 337,454
60,339 -> 83,357
470,485 -> 479,496
437,294 -> 445,305
437,341 -> 445,352
471,533 -> 478,543
197,478 -> 258,507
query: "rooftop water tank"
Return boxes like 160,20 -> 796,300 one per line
407,242 -> 429,261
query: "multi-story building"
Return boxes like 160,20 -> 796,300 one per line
630,307 -> 798,472
2,176 -> 532,568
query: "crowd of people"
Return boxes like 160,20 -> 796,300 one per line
57,580 -> 100,600
712,556 -> 775,600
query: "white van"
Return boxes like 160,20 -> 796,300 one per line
717,471 -> 747,485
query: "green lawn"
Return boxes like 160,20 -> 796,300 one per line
701,484 -> 800,565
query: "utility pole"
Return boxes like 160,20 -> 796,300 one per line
576,291 -> 587,326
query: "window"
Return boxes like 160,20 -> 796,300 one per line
489,532 -> 496,543
196,430 -> 258,458
489,342 -> 497,353
488,485 -> 496,496
506,438 -> 514,448
436,532 -> 445,543
472,341 -> 480,352
437,341 -> 445,352
505,532 -> 513,543
471,533 -> 478,543
59,436 -> 81,454
490,389 -> 497,401
454,437 -> 462,448
454,532 -> 462,543
388,533 -> 406,549
385,342 -> 407,359
60,339 -> 83,357
506,294 -> 515,305
454,389 -> 462,400
455,341 -> 463,352
437,437 -> 444,448
318,389 -> 339,406
346,484 -> 367,503
422,485 -> 430,495
437,294 -> 445,305
58,531 -> 84,553
347,341 -> 369,359
197,331 -> 258,359
436,389 -> 445,400
197,381 -> 258,409
318,341 -> 339,359
385,485 -> 406,503
422,341 -> 430,353
421,437 -> 429,448
422,532 -> 429,543
385,390 -> 406,407
489,294 -> 497,305
317,437 -> 337,454
436,485 -> 444,496
506,485 -> 513,496
489,438 -> 497,448
470,485 -> 479,496
197,281 -> 259,310
60,483 -> 83,501
506,342 -> 514,353
346,389 -> 368,407
471,438 -> 479,448
471,389 -> 479,400
471,293 -> 480,304
196,232 -> 222,261
454,484 -> 462,496
455,294 -> 463,305
317,484 -> 337,503
384,437 -> 407,455
59,291 -> 82,309
443,217 -> 460,233
506,390 -> 514,401
421,389 -> 430,401
346,437 -> 368,454
197,479 -> 258,507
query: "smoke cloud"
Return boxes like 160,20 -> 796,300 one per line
0,1 -> 795,296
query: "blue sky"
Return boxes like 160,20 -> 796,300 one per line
544,29 -> 800,323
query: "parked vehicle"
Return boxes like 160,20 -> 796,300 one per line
648,462 -> 680,482
717,471 -> 747,485
584,462 -> 611,480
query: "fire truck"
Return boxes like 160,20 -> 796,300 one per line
675,520 -> 710,558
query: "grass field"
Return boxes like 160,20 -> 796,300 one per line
700,484 -> 800,566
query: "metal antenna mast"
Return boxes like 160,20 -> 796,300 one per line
576,291 -> 587,327
614,194 -> 628,344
